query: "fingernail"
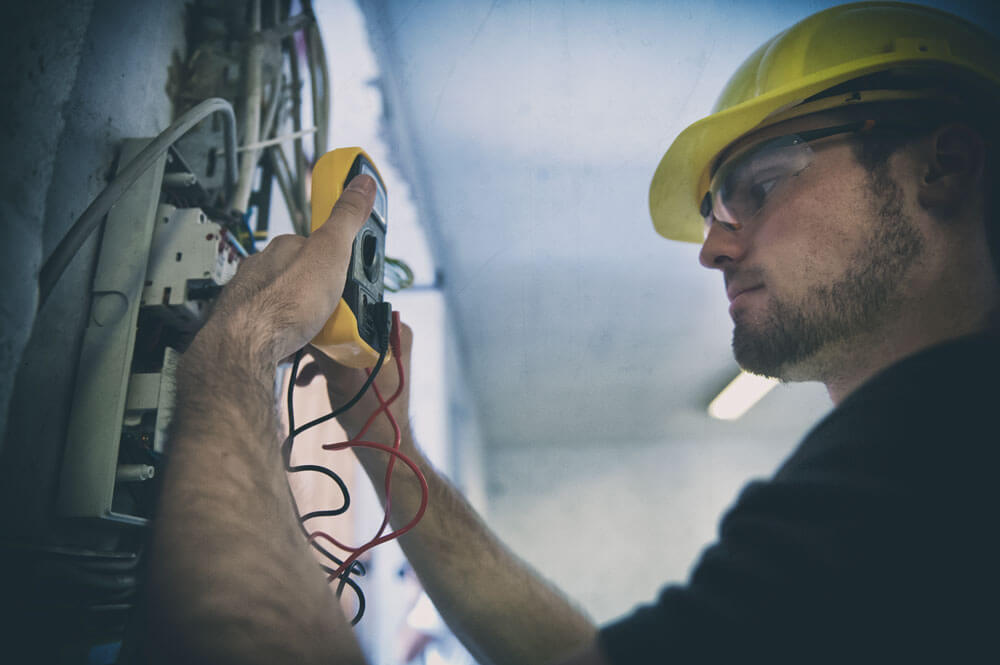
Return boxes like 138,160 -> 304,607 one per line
346,174 -> 375,196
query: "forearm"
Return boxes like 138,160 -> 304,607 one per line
354,430 -> 596,665
147,324 -> 364,664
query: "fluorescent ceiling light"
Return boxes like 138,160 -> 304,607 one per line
708,372 -> 779,421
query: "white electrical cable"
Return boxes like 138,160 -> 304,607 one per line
239,127 -> 317,152
230,0 -> 264,215
259,72 -> 284,145
269,145 -> 309,236
257,13 -> 311,43
37,97 -> 238,310
306,19 -> 330,158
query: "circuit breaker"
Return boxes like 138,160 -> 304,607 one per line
142,204 -> 244,329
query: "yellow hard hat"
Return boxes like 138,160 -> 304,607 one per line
651,1 -> 1000,243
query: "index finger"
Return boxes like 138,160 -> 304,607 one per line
311,174 -> 376,247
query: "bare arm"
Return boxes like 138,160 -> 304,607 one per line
360,432 -> 596,665
146,177 -> 377,664
300,331 -> 603,665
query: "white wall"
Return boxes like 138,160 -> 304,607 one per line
486,433 -> 806,624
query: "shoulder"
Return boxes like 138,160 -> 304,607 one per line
784,330 -> 1000,476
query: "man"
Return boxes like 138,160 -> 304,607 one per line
148,3 -> 1000,663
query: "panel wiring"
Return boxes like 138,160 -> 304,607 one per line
384,257 -> 416,293
36,98 -> 238,310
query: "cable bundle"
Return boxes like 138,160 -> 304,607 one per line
283,311 -> 428,624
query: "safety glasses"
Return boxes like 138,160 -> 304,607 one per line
701,120 -> 875,234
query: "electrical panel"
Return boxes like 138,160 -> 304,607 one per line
57,141 -> 244,526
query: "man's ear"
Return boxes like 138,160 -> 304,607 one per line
917,123 -> 986,217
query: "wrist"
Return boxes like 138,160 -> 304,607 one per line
187,316 -> 279,380
173,320 -> 280,437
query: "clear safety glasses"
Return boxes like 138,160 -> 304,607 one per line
701,120 -> 875,234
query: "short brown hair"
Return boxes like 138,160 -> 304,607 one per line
811,70 -> 999,278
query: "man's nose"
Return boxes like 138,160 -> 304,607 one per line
699,221 -> 748,270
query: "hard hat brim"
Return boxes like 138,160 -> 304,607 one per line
650,52 -> 1000,243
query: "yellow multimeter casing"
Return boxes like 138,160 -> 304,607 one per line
310,147 -> 389,368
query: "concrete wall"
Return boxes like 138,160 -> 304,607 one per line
1,0 -> 95,455
0,0 -> 186,542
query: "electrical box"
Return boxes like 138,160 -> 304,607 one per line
57,140 -> 243,525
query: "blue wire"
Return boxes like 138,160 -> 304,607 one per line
242,210 -> 258,254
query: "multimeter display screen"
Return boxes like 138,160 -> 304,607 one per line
360,161 -> 387,224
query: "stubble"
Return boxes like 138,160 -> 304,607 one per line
731,165 -> 925,379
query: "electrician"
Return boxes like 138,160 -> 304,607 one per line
148,2 -> 1000,664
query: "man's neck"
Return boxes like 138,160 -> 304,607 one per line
819,293 -> 998,405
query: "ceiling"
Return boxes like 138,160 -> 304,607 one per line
356,0 -> 998,450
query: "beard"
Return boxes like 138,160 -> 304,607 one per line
732,166 -> 925,379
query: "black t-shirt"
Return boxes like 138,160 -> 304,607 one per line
599,332 -> 1000,663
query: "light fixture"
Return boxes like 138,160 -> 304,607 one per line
708,371 -> 779,420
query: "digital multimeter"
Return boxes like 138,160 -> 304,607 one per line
310,148 -> 388,369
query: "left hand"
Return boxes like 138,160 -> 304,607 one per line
294,318 -> 414,445
196,175 -> 376,366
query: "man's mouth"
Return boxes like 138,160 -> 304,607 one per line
727,284 -> 764,303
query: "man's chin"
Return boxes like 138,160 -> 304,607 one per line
731,320 -> 796,380
733,353 -> 783,380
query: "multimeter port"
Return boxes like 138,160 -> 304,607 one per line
361,231 -> 379,283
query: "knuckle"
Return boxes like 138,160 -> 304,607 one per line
267,233 -> 305,250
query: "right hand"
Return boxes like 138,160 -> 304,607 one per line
294,319 -> 414,448
192,175 -> 376,370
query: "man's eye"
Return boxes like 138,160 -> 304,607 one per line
748,177 -> 780,208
